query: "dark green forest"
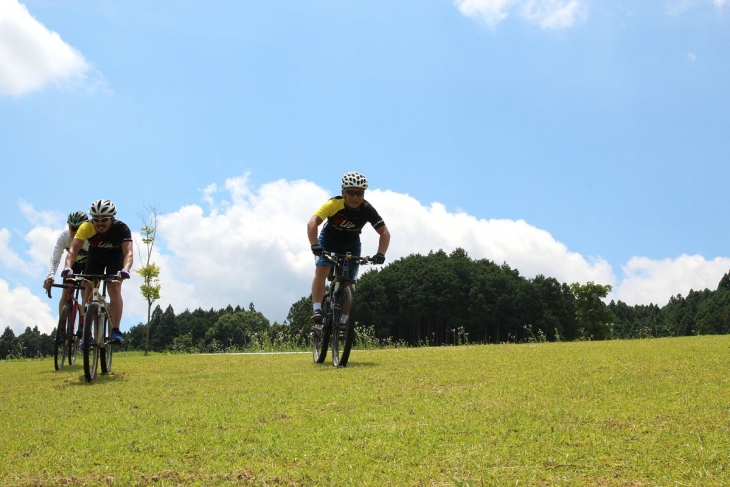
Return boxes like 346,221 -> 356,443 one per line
4,248 -> 730,359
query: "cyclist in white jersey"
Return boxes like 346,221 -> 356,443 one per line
42,211 -> 91,336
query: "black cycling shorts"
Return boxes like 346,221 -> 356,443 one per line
84,248 -> 124,276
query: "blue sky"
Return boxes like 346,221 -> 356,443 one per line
1,0 -> 729,335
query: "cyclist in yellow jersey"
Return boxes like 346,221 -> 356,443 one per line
307,172 -> 390,323
62,199 -> 133,344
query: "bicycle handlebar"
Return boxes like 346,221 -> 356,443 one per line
45,274 -> 120,299
321,251 -> 375,265
46,281 -> 84,299
71,274 -> 121,282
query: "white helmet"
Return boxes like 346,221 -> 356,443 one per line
341,172 -> 368,190
67,211 -> 88,227
89,199 -> 117,218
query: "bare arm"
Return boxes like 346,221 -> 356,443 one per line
121,241 -> 134,272
307,215 -> 323,246
375,224 -> 390,255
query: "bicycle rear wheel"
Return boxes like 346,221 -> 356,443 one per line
54,305 -> 70,371
312,296 -> 332,364
100,312 -> 112,374
83,305 -> 101,383
331,286 -> 355,367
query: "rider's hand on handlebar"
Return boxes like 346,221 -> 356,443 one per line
43,278 -> 53,290
372,252 -> 386,265
311,244 -> 324,257
117,269 -> 131,280
61,267 -> 73,277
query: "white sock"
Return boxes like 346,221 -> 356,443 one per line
313,302 -> 322,312
340,314 -> 348,324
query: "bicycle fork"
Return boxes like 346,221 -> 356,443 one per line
87,303 -> 107,348
330,291 -> 345,332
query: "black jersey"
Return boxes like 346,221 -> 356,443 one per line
315,197 -> 385,243
75,220 -> 133,250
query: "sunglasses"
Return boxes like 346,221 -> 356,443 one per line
92,217 -> 112,223
69,226 -> 79,231
344,189 -> 365,197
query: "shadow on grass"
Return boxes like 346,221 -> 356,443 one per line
59,370 -> 125,386
311,361 -> 378,369
340,361 -> 378,368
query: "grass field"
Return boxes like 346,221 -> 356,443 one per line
2,336 -> 729,486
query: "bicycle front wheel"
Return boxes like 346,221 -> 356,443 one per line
100,313 -> 112,374
54,305 -> 71,371
68,305 -> 80,366
331,286 -> 355,367
312,296 -> 331,364
83,305 -> 101,383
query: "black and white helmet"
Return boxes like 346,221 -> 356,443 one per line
341,172 -> 368,190
89,199 -> 117,218
67,211 -> 88,227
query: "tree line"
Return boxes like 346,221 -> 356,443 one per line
4,248 -> 730,358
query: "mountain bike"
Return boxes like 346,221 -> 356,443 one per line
312,251 -> 374,367
78,274 -> 120,383
47,280 -> 84,371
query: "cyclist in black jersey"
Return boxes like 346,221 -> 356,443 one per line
62,199 -> 133,344
307,172 -> 390,323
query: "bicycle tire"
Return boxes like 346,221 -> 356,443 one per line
54,305 -> 70,371
331,286 -> 355,367
68,304 -> 80,366
100,312 -> 112,374
312,296 -> 332,364
83,305 -> 100,383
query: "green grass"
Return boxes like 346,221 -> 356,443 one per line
2,336 -> 730,486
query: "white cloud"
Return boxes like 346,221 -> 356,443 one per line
0,0 -> 94,96
521,0 -> 587,29
3,177 -> 730,336
150,176 -> 327,325
24,224 -> 59,271
19,200 -> 60,226
455,0 -> 516,27
665,0 -> 699,16
612,254 -> 730,305
455,0 -> 587,28
0,278 -> 56,335
0,228 -> 36,275
665,0 -> 728,14
362,190 -> 614,286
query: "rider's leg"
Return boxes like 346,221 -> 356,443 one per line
107,281 -> 123,332
311,265 -> 331,309
59,287 -> 70,316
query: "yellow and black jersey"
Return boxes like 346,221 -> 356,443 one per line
75,220 -> 133,250
315,197 -> 385,243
